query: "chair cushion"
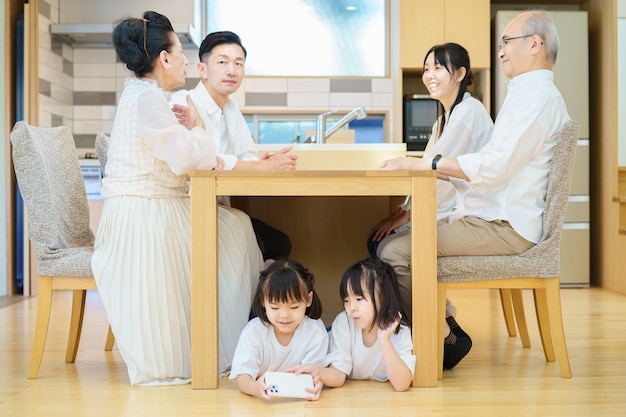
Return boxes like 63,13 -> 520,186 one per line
437,251 -> 559,282
38,247 -> 94,277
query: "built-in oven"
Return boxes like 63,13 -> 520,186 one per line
403,94 -> 438,152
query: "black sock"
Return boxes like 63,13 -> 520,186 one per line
446,315 -> 470,340
443,334 -> 472,369
444,331 -> 457,345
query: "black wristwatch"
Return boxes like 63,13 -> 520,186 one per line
432,154 -> 443,170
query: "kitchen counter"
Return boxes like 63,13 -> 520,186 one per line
256,143 -> 406,170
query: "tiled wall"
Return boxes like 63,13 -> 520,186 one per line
38,1 -> 73,132
38,1 -> 396,153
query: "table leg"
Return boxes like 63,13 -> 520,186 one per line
191,176 -> 219,389
410,175 -> 438,387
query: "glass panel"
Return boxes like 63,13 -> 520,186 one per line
247,115 -> 385,144
258,121 -> 317,144
348,118 -> 384,144
207,0 -> 387,77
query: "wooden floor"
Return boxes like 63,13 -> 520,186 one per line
1,287 -> 625,417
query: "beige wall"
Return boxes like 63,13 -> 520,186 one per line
586,0 -> 626,294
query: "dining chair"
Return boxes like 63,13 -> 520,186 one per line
436,119 -> 580,379
10,121 -> 113,378
95,132 -> 109,176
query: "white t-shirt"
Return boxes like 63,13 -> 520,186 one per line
229,316 -> 329,380
401,93 -> 493,220
326,312 -> 415,381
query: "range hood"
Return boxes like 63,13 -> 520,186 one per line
50,23 -> 201,48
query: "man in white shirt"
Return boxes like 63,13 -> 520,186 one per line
171,31 -> 296,261
379,10 -> 570,369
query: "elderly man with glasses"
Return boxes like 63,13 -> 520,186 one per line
377,9 -> 571,370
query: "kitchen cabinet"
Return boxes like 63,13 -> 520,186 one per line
399,0 -> 490,70
53,0 -> 202,47
57,0 -> 200,27
398,0 -> 492,125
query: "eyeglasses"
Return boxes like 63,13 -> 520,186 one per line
498,34 -> 533,50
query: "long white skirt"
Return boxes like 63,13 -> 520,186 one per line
92,196 -> 263,386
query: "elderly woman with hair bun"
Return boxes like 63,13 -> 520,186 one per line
92,10 -> 263,386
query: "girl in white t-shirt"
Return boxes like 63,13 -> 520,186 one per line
290,257 -> 415,391
229,259 -> 328,400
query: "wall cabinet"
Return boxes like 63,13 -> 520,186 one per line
399,0 -> 490,69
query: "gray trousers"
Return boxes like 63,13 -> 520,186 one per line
377,216 -> 534,317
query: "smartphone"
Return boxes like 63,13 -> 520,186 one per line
264,371 -> 314,399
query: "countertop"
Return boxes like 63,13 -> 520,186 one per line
256,143 -> 407,170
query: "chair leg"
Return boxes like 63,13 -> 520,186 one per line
104,325 -> 115,351
499,289 -> 517,337
28,276 -> 54,379
544,279 -> 572,378
437,282 -> 447,380
66,290 -> 87,363
533,287 -> 556,362
510,289 -> 531,348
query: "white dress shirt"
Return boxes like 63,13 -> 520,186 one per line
449,70 -> 570,243
420,92 -> 493,218
170,82 -> 259,170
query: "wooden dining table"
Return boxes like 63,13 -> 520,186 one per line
189,169 -> 438,389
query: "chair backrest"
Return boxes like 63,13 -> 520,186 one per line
95,132 -> 110,175
524,119 -> 580,259
10,122 -> 94,259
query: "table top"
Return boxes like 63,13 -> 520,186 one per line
189,170 -> 436,197
190,169 -> 434,177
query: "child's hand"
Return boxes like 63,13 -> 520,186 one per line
283,365 -> 323,401
256,373 -> 273,400
377,313 -> 401,341
304,374 -> 323,401
285,364 -> 320,379
235,373 -> 273,400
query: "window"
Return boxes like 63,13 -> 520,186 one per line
207,0 -> 388,77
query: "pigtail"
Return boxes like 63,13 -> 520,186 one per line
376,260 -> 410,332
302,266 -> 323,319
